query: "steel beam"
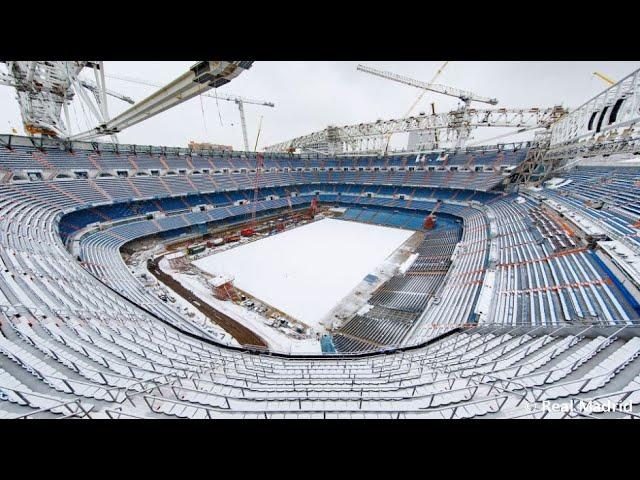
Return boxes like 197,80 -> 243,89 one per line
550,67 -> 640,146
265,106 -> 565,153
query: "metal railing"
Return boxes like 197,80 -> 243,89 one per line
0,386 -> 95,419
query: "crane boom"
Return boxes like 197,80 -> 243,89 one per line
357,64 -> 498,105
104,72 -> 274,107
78,79 -> 135,105
593,71 -> 616,86
104,70 -> 274,152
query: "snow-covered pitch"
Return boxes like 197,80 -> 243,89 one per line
193,218 -> 413,330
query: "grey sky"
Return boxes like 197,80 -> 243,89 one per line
1,61 -> 639,150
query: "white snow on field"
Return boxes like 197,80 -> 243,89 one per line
194,218 -> 413,330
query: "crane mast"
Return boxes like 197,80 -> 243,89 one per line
236,99 -> 250,152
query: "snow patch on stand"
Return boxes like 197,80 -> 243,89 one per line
193,218 -> 413,330
399,253 -> 419,274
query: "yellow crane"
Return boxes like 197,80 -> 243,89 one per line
253,115 -> 264,152
593,71 -> 616,86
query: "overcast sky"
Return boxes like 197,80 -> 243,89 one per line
1,61 -> 639,150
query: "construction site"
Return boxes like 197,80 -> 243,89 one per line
2,60 -> 640,420
122,188 -> 445,354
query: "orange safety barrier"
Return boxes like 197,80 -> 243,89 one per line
87,153 -> 103,170
127,155 -> 139,170
158,155 -> 170,170
126,177 -> 143,198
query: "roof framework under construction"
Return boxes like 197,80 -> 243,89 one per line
1,61 -> 640,187
265,63 -> 568,155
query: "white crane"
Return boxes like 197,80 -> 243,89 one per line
357,64 -> 498,106
104,72 -> 275,151
1,61 -> 254,142
0,61 -> 133,138
357,64 -> 499,149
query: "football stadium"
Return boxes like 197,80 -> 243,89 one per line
0,60 -> 640,419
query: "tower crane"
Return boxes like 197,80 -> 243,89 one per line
357,63 -> 499,150
357,64 -> 498,106
104,72 -> 274,151
359,61 -> 449,155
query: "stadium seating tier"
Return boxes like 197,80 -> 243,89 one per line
1,143 -> 640,419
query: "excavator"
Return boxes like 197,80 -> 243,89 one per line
423,200 -> 442,230
307,197 -> 319,219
